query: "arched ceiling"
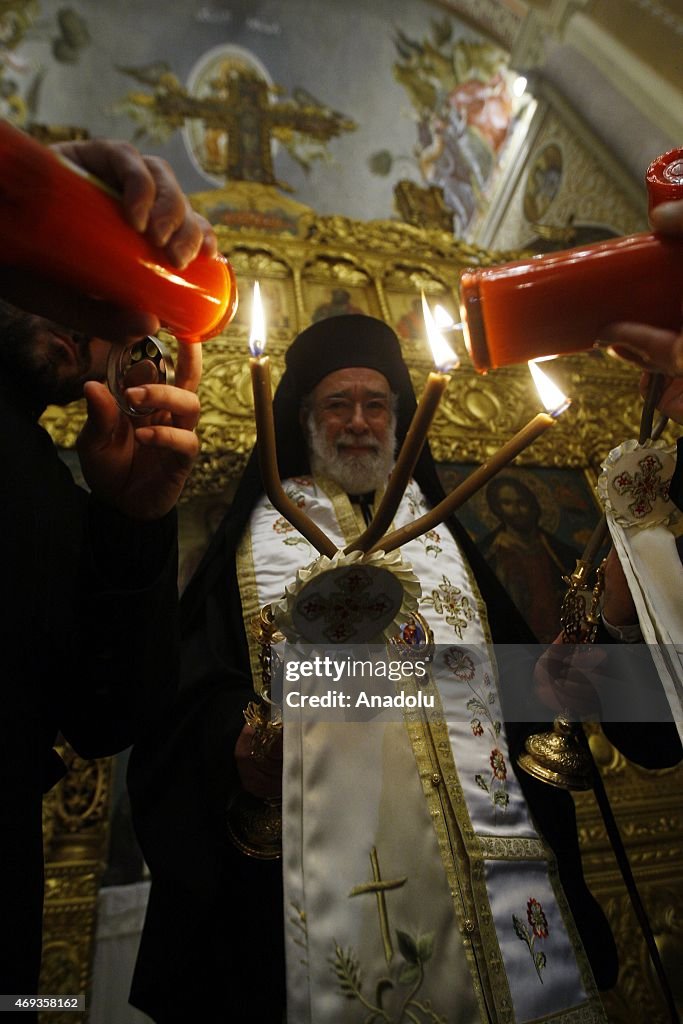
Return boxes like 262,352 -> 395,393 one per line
437,0 -> 682,180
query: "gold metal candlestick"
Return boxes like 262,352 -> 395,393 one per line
518,716 -> 593,790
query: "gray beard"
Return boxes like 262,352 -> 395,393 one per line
306,413 -> 396,494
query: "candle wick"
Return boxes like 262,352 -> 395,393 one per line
550,399 -> 571,418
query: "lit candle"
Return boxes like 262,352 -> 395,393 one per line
369,361 -> 569,555
347,294 -> 458,554
249,282 -> 336,557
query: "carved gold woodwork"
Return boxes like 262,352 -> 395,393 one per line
39,747 -> 112,1024
576,727 -> 683,1022
39,180 -> 682,1022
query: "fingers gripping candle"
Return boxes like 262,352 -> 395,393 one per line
0,121 -> 237,342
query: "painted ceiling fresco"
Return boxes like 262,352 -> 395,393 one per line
0,0 -> 528,237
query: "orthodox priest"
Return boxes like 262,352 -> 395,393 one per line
129,315 -> 613,1023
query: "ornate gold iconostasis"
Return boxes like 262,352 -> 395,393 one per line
41,196 -> 682,1024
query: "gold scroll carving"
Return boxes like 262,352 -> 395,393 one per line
39,747 -> 112,1024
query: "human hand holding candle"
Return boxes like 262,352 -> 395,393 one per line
248,283 -> 336,557
0,122 -> 237,344
347,293 -> 458,554
370,361 -> 569,555
597,198 -> 683,377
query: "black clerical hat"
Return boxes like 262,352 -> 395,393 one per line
284,315 -> 409,396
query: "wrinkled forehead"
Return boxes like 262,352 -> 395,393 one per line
310,366 -> 391,403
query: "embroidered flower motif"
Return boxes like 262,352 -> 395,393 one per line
406,490 -> 443,557
422,576 -> 474,637
422,529 -> 442,557
527,898 -> 549,939
464,671 -> 508,813
273,516 -> 295,534
271,488 -> 312,547
444,647 -> 475,680
489,748 -> 507,780
513,898 -> 549,983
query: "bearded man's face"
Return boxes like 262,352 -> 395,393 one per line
305,367 -> 397,493
0,300 -> 108,407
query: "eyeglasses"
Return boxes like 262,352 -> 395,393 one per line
314,396 -> 391,421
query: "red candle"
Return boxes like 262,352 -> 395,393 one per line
646,148 -> 683,213
460,147 -> 683,372
0,120 -> 238,342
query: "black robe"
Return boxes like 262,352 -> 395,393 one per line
0,385 -> 180,1019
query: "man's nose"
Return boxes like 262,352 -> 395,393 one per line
348,403 -> 371,432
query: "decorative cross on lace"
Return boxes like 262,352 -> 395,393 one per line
297,567 -> 394,643
612,453 -> 670,519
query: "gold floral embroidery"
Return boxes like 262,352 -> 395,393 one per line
268,486 -> 311,548
330,932 -> 447,1023
331,847 -> 447,1022
421,575 -> 474,637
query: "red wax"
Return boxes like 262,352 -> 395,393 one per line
0,120 -> 238,341
460,146 -> 683,372
646,148 -> 683,213
460,232 -> 683,371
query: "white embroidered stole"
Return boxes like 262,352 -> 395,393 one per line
599,440 -> 683,741
237,477 -> 605,1023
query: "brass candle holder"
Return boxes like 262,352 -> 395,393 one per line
227,604 -> 284,861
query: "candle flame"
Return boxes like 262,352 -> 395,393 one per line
421,292 -> 459,372
434,304 -> 454,329
249,280 -> 266,356
528,360 -> 570,417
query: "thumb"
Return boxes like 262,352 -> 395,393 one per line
78,381 -> 124,452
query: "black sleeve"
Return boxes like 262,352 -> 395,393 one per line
128,539 -> 255,895
58,498 -> 180,758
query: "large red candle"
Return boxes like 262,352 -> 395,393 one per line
460,148 -> 683,372
0,120 -> 237,342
